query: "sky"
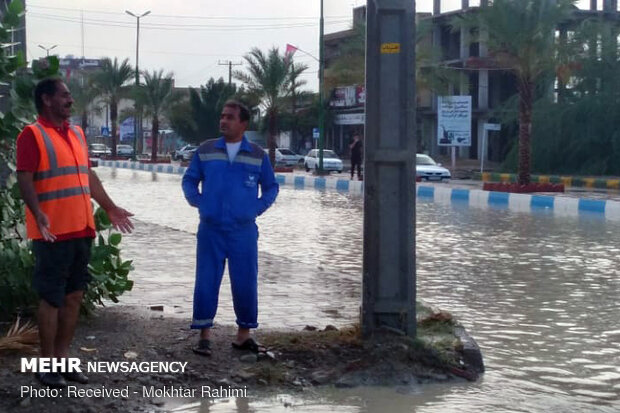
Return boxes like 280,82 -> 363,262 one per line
25,0 -> 594,92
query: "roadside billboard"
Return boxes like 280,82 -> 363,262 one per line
437,96 -> 472,147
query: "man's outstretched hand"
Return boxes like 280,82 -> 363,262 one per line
36,211 -> 57,242
106,207 -> 134,233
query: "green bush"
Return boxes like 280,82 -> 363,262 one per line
0,0 -> 133,319
83,207 -> 134,316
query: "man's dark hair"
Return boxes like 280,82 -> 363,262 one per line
223,100 -> 250,123
34,78 -> 62,113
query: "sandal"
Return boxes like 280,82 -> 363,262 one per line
231,337 -> 266,353
192,339 -> 212,356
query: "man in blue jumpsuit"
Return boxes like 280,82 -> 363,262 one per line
182,100 -> 279,355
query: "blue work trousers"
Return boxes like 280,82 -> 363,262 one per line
191,222 -> 259,330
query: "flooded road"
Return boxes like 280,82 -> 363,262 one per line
98,167 -> 620,412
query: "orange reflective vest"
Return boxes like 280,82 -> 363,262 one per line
25,122 -> 95,239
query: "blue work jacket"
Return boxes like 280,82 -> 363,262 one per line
182,136 -> 279,229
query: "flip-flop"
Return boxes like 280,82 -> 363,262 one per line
231,338 -> 266,353
192,339 -> 212,356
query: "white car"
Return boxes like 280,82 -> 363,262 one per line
304,149 -> 343,173
264,148 -> 303,167
416,154 -> 451,181
88,143 -> 111,158
116,144 -> 134,158
182,147 -> 198,161
174,144 -> 197,161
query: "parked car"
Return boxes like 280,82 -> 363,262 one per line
264,148 -> 303,167
116,144 -> 134,158
182,147 -> 198,161
304,149 -> 343,173
88,143 -> 111,158
416,154 -> 451,181
174,145 -> 197,161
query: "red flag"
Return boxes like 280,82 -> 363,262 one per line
285,43 -> 298,56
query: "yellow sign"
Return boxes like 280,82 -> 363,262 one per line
380,43 -> 401,54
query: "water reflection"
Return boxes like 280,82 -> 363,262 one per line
98,168 -> 620,412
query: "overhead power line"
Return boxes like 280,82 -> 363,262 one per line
26,4 -> 350,22
27,12 -> 350,32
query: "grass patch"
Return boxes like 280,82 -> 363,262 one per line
261,324 -> 362,352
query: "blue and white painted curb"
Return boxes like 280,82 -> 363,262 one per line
99,160 -> 188,176
98,161 -> 620,221
275,173 -> 363,194
417,184 -> 620,221
98,160 -> 364,195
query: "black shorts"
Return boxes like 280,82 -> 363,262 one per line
32,237 -> 93,308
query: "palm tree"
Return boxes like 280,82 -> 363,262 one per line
455,0 -> 576,184
141,70 -> 176,161
66,75 -> 100,133
288,62 -> 309,151
168,77 -> 238,145
92,58 -> 133,157
234,47 -> 303,167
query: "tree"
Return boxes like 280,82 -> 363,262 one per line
286,62 -> 310,151
92,58 -> 133,157
235,47 -> 304,167
141,70 -> 176,161
66,75 -> 100,133
455,0 -> 576,184
513,17 -> 620,176
168,77 -> 238,145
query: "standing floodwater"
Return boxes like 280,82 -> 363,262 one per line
98,167 -> 620,412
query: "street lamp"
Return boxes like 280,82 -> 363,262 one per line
125,10 -> 150,160
38,44 -> 57,57
318,0 -> 325,174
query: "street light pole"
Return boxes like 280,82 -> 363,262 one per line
318,0 -> 325,173
38,44 -> 57,57
126,10 -> 150,160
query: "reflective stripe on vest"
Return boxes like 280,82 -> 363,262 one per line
37,186 -> 91,202
34,123 -> 58,170
34,166 -> 90,180
69,125 -> 86,148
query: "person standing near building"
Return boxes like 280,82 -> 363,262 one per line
349,133 -> 363,180
16,78 -> 134,388
182,100 -> 279,356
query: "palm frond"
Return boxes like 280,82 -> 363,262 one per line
0,318 -> 39,354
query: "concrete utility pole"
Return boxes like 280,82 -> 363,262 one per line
362,0 -> 417,337
218,60 -> 242,85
